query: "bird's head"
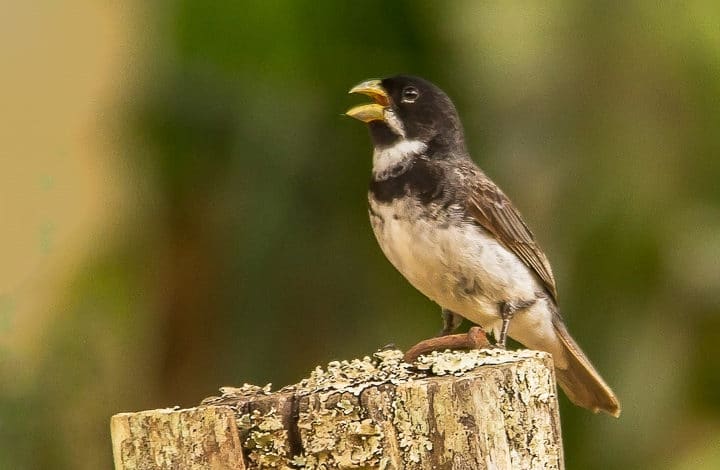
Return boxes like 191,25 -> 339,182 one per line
346,75 -> 466,156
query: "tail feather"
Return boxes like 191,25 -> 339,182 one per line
552,316 -> 621,417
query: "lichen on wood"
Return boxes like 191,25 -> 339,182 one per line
111,348 -> 564,469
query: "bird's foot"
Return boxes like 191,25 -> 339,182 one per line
403,327 -> 491,363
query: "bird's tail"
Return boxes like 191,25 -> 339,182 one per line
552,315 -> 621,417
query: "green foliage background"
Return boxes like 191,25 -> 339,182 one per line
2,2 -> 720,469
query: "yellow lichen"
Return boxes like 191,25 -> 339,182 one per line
414,348 -> 548,375
207,348 -> 558,469
239,408 -> 292,469
296,393 -> 384,469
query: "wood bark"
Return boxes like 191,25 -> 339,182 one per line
111,405 -> 245,470
111,349 -> 564,469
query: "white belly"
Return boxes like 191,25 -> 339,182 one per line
369,197 -> 542,330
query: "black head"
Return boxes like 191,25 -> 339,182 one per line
346,75 -> 467,155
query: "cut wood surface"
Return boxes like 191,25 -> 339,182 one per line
111,349 -> 564,469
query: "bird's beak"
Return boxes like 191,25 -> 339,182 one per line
346,79 -> 389,123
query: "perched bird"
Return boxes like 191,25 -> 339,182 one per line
345,75 -> 620,417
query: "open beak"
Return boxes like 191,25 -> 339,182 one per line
346,79 -> 389,123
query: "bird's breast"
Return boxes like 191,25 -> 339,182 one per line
368,194 -> 542,326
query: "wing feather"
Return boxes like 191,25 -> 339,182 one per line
466,174 -> 558,300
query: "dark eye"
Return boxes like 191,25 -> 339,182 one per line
401,86 -> 419,103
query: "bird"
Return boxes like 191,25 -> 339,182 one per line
345,75 -> 620,417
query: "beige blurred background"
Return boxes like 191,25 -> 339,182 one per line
1,1 -> 125,367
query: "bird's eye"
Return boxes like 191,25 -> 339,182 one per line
401,86 -> 419,103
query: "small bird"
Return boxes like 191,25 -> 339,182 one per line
346,75 -> 620,417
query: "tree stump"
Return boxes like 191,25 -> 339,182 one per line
111,349 -> 564,469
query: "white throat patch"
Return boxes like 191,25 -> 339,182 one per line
383,107 -> 406,137
372,140 -> 427,176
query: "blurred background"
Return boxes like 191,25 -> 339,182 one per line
1,1 -> 719,468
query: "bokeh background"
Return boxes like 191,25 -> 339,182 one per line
2,1 -> 719,469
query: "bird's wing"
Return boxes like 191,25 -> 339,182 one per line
466,173 -> 558,300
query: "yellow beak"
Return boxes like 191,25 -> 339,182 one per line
346,79 -> 389,123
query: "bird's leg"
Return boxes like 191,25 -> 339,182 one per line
498,302 -> 516,349
498,299 -> 537,348
439,309 -> 464,336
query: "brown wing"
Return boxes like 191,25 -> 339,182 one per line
466,174 -> 558,301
